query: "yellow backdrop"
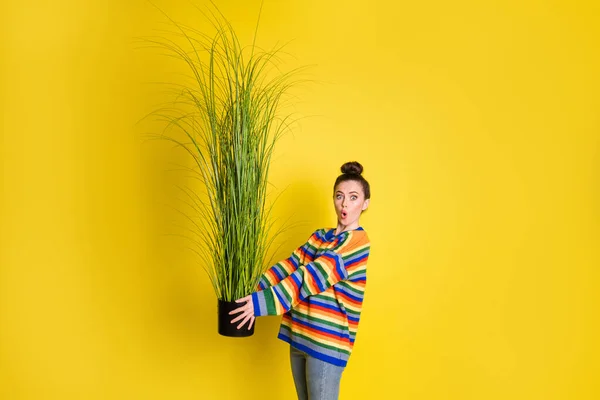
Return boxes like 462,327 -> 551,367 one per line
2,0 -> 598,399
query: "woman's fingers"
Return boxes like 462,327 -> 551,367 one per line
229,306 -> 245,315
229,296 -> 251,315
237,314 -> 254,330
230,307 -> 249,324
227,295 -> 255,329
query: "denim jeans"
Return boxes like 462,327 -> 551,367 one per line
289,346 -> 345,400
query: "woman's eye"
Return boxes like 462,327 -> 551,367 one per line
351,196 -> 357,200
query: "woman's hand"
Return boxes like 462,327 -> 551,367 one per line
229,295 -> 255,330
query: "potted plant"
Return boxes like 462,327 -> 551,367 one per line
142,6 -> 300,337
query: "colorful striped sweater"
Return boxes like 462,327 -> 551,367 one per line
252,227 -> 370,367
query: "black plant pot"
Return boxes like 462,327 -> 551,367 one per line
218,299 -> 255,337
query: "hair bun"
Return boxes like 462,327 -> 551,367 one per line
341,161 -> 363,176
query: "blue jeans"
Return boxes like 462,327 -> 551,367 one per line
289,346 -> 345,400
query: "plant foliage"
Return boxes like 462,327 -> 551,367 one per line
142,4 -> 301,301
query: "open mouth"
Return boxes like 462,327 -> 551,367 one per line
341,210 -> 348,219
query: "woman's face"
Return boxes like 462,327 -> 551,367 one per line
334,180 -> 370,228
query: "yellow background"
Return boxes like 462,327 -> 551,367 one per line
2,0 -> 599,399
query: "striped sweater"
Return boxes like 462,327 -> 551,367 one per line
252,227 -> 370,367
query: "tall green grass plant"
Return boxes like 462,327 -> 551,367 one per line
142,5 -> 302,305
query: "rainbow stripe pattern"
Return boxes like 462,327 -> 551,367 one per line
252,227 -> 370,367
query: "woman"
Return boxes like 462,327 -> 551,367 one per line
230,161 -> 371,400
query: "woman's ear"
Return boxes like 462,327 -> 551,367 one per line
362,199 -> 370,211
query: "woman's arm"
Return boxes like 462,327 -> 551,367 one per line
256,230 -> 319,290
254,231 -> 370,316
230,230 -> 370,330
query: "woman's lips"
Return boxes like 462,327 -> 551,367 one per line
341,210 -> 348,219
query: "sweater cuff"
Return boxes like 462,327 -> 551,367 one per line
252,289 -> 277,316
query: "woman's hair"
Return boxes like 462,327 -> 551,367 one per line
333,161 -> 371,199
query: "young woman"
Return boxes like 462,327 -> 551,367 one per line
230,161 -> 371,400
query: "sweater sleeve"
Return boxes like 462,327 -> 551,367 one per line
252,231 -> 370,316
256,231 -> 319,290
